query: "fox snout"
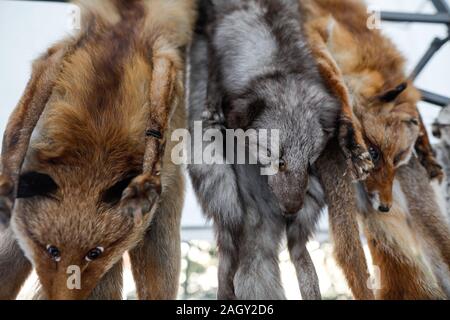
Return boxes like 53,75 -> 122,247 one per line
42,275 -> 99,300
268,172 -> 308,216
377,182 -> 394,213
46,287 -> 89,300
35,261 -> 103,300
280,198 -> 304,216
369,190 -> 393,213
366,169 -> 394,213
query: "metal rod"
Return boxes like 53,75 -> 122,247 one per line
380,12 -> 450,24
410,36 -> 450,80
419,89 -> 450,107
431,0 -> 450,14
380,2 -> 450,107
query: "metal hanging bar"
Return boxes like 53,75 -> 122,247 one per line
380,12 -> 450,24
381,0 -> 450,107
419,89 -> 450,107
410,36 -> 450,80
431,0 -> 450,15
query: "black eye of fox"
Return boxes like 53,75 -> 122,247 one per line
17,172 -> 58,199
86,247 -> 104,262
369,146 -> 381,163
46,245 -> 61,262
278,159 -> 287,172
101,174 -> 139,205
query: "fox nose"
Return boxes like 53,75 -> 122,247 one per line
281,200 -> 303,216
378,205 -> 390,213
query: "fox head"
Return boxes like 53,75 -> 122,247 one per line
358,83 -> 421,212
432,105 -> 450,146
321,15 -> 423,212
226,73 -> 340,215
12,136 -> 157,300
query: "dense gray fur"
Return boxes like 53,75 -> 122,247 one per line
432,105 -> 450,220
187,0 -> 339,299
0,227 -> 32,299
434,145 -> 450,221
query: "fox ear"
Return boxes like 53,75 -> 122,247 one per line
1,42 -> 68,206
226,98 -> 264,129
17,172 -> 58,199
378,82 -> 408,103
432,122 -> 441,138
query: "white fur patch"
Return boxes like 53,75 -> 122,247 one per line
395,146 -> 414,169
10,217 -> 37,267
430,179 -> 448,221
371,192 -> 380,211
392,179 -> 409,214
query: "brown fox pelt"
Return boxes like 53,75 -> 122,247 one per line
300,0 -> 448,299
0,0 -> 196,300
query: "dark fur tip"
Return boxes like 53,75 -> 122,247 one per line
17,172 -> 58,199
146,129 -> 162,139
195,0 -> 212,34
338,121 -> 359,151
153,182 -> 162,195
379,82 -> 408,103
0,216 -> 10,229
431,123 -> 441,138
428,164 -> 443,180
282,212 -> 298,220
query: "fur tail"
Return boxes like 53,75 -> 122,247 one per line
363,212 -> 446,300
195,0 -> 215,35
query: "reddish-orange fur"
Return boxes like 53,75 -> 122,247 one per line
0,0 -> 195,300
362,193 -> 446,299
300,1 -> 373,182
303,0 -> 446,299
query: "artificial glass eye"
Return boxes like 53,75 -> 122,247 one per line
46,245 -> 61,262
369,146 -> 380,163
278,159 -> 287,172
85,247 -> 104,262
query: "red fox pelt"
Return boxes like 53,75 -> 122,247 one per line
300,0 -> 447,299
0,0 -> 196,300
